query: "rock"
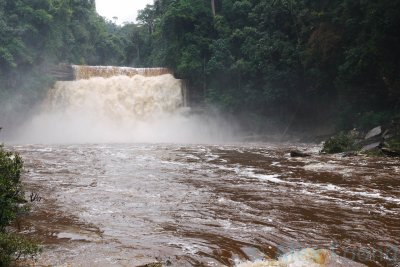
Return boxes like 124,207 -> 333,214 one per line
137,263 -> 162,267
361,142 -> 381,152
48,64 -> 75,81
290,150 -> 311,157
383,141 -> 390,147
349,128 -> 362,138
381,129 -> 395,140
381,148 -> 400,157
342,151 -> 358,157
382,129 -> 389,136
365,126 -> 382,140
357,136 -> 381,147
383,133 -> 394,140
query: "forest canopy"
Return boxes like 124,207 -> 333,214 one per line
133,0 -> 400,130
1,0 -> 400,132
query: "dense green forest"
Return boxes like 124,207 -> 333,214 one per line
133,0 -> 400,131
1,0 -> 400,132
0,0 -> 131,127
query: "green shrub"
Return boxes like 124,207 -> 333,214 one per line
0,146 -> 40,266
0,233 -> 40,266
321,132 -> 360,154
0,146 -> 25,230
356,111 -> 391,130
387,136 -> 400,152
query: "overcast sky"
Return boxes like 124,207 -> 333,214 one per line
96,0 -> 153,25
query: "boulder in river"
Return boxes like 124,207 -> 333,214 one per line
290,150 -> 311,157
342,151 -> 358,157
137,263 -> 162,267
381,147 -> 400,157
361,142 -> 381,152
365,126 -> 382,140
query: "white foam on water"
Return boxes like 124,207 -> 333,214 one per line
206,160 -> 400,212
304,162 -> 348,173
297,181 -> 400,204
236,248 -> 366,267
246,173 -> 285,183
224,166 -> 286,184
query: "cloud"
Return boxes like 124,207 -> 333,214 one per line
96,0 -> 153,25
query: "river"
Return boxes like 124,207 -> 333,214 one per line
12,142 -> 400,267
8,68 -> 400,266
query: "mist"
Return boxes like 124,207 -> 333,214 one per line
10,74 -> 239,144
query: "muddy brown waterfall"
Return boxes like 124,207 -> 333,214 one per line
9,66 -> 400,267
15,65 -> 231,144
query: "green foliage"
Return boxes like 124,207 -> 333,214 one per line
387,136 -> 400,152
0,232 -> 40,266
130,0 -> 400,131
0,146 -> 25,230
1,0 -> 400,133
356,111 -> 391,131
0,146 -> 40,266
321,132 -> 360,154
0,0 -> 133,128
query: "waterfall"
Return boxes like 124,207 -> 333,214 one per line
45,74 -> 184,120
15,67 -> 234,144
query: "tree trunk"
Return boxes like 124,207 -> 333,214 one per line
211,0 -> 216,16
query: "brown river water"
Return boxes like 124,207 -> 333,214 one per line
11,143 -> 400,267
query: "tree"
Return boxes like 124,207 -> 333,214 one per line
0,146 -> 40,266
211,0 -> 216,16
132,0 -> 400,130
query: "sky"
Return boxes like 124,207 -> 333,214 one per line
96,0 -> 154,25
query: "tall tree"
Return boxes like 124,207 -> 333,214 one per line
211,0 -> 216,16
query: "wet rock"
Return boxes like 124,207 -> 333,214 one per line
349,128 -> 362,139
382,129 -> 390,138
237,260 -> 283,266
137,263 -> 163,267
381,148 -> 400,157
342,151 -> 358,157
137,258 -> 172,267
361,142 -> 381,152
365,126 -> 382,139
290,150 -> 311,157
383,133 -> 394,140
356,136 -> 381,148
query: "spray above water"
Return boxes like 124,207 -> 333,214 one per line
15,66 -> 235,144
